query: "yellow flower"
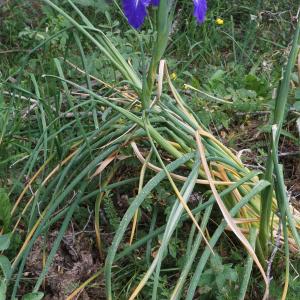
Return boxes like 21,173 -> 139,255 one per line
216,18 -> 224,25
170,72 -> 177,80
183,84 -> 189,90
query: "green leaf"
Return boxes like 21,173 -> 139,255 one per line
0,234 -> 11,251
73,0 -> 109,11
199,272 -> 214,287
210,254 -> 223,273
0,256 -> 12,280
0,189 -> 12,231
215,273 -> 227,291
168,239 -> 177,259
293,101 -> 300,111
244,74 -> 268,96
22,292 -> 44,300
224,266 -> 238,282
295,87 -> 300,100
0,279 -> 7,299
210,69 -> 225,82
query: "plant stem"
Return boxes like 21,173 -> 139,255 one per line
258,17 -> 300,258
143,1 -> 171,109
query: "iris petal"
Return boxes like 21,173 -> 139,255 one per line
193,0 -> 207,23
122,0 -> 207,29
122,0 -> 151,29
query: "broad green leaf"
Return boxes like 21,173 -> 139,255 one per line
0,234 -> 11,251
22,292 -> 44,300
210,69 -> 225,83
0,256 -> 12,280
0,189 -> 11,231
244,74 -> 268,96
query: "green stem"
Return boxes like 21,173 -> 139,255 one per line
238,227 -> 258,300
258,17 -> 300,259
143,1 -> 171,109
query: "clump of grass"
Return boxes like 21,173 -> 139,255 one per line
1,1 -> 300,300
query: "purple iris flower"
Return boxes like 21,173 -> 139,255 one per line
122,0 -> 151,29
193,0 -> 207,23
122,0 -> 207,29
